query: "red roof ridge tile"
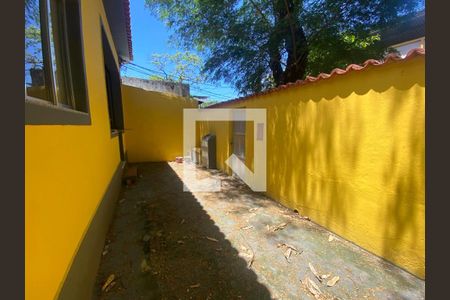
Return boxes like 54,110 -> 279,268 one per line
123,0 -> 133,60
209,48 -> 425,108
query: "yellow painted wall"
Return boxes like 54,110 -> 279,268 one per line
25,1 -> 123,299
122,85 -> 198,162
200,56 -> 425,278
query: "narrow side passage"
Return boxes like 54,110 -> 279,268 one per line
93,162 -> 271,299
94,162 -> 424,299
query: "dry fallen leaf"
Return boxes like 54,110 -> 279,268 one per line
140,259 -> 151,273
102,274 -> 115,292
105,281 -> 116,292
277,243 -> 301,262
239,245 -> 255,268
309,263 -> 322,282
268,222 -> 288,232
277,243 -> 299,252
247,255 -> 255,268
327,276 -> 340,287
285,247 -> 292,260
205,236 -> 218,242
241,225 -> 254,230
304,277 -> 322,298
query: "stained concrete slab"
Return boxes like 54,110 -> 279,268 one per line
93,162 -> 424,300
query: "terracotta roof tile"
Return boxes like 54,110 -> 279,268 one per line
123,0 -> 133,60
209,48 -> 425,108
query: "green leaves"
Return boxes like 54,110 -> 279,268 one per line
145,0 -> 423,94
150,51 -> 204,83
25,25 -> 43,67
343,34 -> 356,44
342,33 -> 381,49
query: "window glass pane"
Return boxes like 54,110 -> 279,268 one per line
64,0 -> 88,112
47,0 -> 72,107
25,0 -> 51,101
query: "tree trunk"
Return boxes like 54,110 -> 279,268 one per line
269,0 -> 308,86
284,24 -> 308,83
268,32 -> 284,86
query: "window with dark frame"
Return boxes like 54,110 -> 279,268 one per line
101,26 -> 124,133
104,67 -> 115,130
25,0 -> 88,112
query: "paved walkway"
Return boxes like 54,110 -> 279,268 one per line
93,162 -> 424,299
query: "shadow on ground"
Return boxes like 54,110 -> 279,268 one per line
93,162 -> 272,300
94,162 -> 424,300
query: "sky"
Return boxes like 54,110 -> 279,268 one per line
121,0 -> 239,102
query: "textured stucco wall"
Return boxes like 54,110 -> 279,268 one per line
25,0 -> 123,298
122,85 -> 198,162
199,56 -> 425,278
122,77 -> 190,97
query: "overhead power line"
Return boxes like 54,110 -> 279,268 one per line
125,61 -> 232,90
124,65 -> 231,100
190,86 -> 233,100
122,63 -> 235,100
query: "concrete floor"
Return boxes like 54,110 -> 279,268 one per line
93,162 -> 425,300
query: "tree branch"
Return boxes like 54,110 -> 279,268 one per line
248,0 -> 272,27
283,0 -> 298,61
